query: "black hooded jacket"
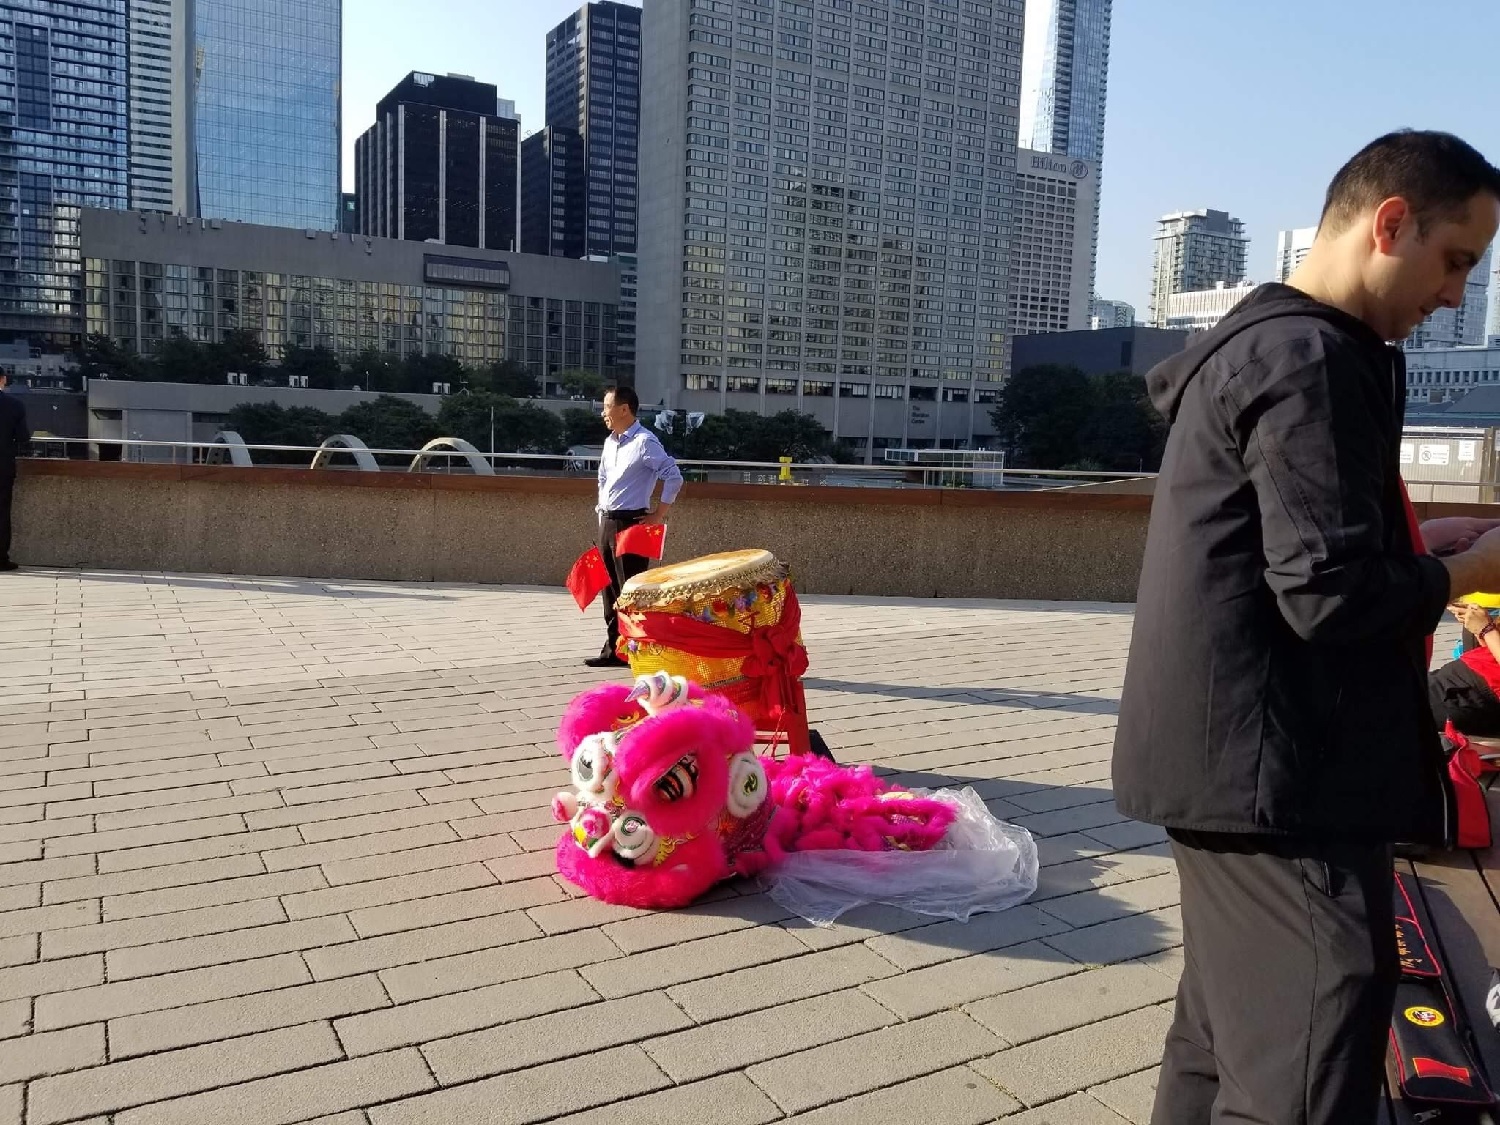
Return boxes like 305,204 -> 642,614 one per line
1113,284 -> 1454,844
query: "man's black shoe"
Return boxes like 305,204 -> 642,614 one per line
0,561 -> 17,572
583,654 -> 629,668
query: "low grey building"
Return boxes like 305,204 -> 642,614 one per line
81,209 -> 626,391
1011,326 -> 1190,378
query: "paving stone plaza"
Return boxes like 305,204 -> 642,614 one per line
0,570 -> 1179,1124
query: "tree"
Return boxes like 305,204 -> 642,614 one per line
1076,372 -> 1168,471
210,328 -> 268,380
745,410 -> 837,462
474,359 -> 541,399
336,395 -> 440,453
280,345 -> 343,390
346,348 -> 403,393
76,334 -> 148,381
558,369 -> 607,401
988,364 -> 1095,469
657,408 -> 836,463
225,403 -> 340,459
151,333 -> 214,384
560,407 -> 604,448
399,353 -> 468,395
989,365 -> 1166,472
436,391 -> 565,455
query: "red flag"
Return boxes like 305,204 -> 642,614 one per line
615,522 -> 667,560
566,547 -> 612,611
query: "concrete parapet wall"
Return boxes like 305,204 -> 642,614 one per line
13,461 -> 1491,602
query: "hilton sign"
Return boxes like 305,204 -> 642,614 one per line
1029,154 -> 1090,180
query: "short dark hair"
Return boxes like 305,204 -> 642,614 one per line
605,385 -> 639,414
1320,130 -> 1500,236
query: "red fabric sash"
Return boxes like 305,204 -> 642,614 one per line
618,587 -> 810,719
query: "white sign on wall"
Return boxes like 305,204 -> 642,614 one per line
1400,443 -> 1414,464
1459,440 -> 1478,463
1418,444 -> 1451,467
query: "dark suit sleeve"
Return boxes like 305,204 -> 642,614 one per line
1231,334 -> 1450,644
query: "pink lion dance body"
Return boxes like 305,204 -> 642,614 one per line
552,672 -> 957,908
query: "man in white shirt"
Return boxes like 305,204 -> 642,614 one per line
586,385 -> 685,667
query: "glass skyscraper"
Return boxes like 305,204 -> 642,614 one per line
1019,0 -> 1110,163
0,0 -> 130,346
193,0 -> 340,230
545,2 -> 640,256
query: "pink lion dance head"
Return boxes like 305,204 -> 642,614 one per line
553,673 -> 960,910
552,672 -> 772,909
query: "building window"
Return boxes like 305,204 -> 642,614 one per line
766,377 -> 798,394
683,373 -> 721,391
727,375 -> 761,393
874,383 -> 904,399
838,382 -> 869,397
803,380 -> 833,396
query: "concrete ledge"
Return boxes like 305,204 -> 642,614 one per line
12,460 -> 1492,601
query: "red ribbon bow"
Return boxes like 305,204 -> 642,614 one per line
618,588 -> 809,719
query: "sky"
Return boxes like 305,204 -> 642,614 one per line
343,0 -> 1500,315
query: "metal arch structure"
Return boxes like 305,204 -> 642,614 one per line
408,437 -> 495,476
309,434 -> 381,472
206,431 -> 254,467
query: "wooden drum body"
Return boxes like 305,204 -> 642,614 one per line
616,550 -> 811,753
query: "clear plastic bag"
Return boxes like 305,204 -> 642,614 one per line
760,786 -> 1039,927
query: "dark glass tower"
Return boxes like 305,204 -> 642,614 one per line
0,1 -> 130,348
544,2 -> 639,256
354,72 -> 518,251
521,126 -> 584,259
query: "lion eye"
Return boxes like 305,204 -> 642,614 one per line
613,812 -> 657,861
570,734 -> 616,797
654,755 -> 699,803
725,752 -> 768,818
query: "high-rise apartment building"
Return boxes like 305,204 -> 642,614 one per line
544,2 -> 640,256
638,0 -> 1025,459
1089,297 -> 1133,330
1274,225 -> 1315,283
193,0 -> 340,229
0,1 -> 130,347
1009,149 -> 1097,337
1149,209 -> 1248,327
126,0 -> 193,213
355,72 -> 520,251
521,126 -> 586,258
1165,280 -> 1256,334
1407,245 -> 1491,350
1018,0 -> 1109,301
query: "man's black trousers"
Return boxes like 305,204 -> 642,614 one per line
1153,830 -> 1397,1125
0,468 -> 13,565
598,509 -> 649,658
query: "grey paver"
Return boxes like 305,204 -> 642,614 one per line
782,1065 -> 1020,1125
973,1007 -> 1174,1107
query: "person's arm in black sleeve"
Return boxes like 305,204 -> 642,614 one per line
1231,334 -> 1449,644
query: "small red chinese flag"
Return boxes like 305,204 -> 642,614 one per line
566,547 -> 612,611
615,523 -> 667,560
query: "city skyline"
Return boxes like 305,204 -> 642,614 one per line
343,0 -> 1500,317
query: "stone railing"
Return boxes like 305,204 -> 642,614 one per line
10,461 -> 1492,602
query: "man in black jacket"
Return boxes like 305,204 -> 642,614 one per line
0,371 -> 28,571
1115,131 -> 1500,1124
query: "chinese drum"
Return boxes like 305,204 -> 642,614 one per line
615,549 -> 811,753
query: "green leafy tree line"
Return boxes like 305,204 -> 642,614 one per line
988,365 -> 1168,472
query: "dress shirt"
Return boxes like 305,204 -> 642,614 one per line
597,421 -> 684,514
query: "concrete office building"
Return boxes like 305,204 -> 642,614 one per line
1149,209 -> 1248,327
80,209 -> 624,393
545,2 -> 641,256
1009,148 -> 1097,337
1274,225 -> 1315,283
1018,0 -> 1110,299
1012,325 -> 1188,377
1404,340 -> 1500,405
1089,297 -> 1133,330
1164,280 -> 1257,334
355,72 -> 520,252
0,2 -> 130,348
637,0 -> 1025,459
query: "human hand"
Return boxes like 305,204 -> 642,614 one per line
1421,517 -> 1500,557
1445,527 -> 1500,598
1450,602 -> 1493,636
